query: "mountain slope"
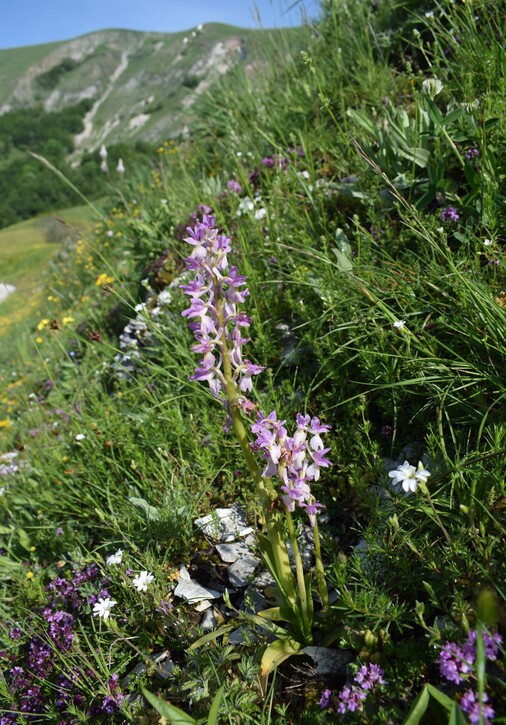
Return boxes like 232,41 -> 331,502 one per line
0,25 -> 303,154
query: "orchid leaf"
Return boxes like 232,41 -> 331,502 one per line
260,637 -> 302,677
142,688 -> 197,724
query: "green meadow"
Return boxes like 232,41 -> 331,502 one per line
0,206 -> 94,344
0,1 -> 504,723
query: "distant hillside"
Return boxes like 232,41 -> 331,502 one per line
0,25 -> 303,156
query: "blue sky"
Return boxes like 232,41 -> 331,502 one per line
0,0 -> 319,49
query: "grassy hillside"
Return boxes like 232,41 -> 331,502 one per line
0,1 -> 505,723
0,206 -> 94,344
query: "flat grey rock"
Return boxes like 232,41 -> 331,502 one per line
216,541 -> 251,563
195,505 -> 248,542
174,565 -> 222,603
228,555 -> 260,587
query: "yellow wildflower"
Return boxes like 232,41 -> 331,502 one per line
26,572 -> 34,580
37,318 -> 50,331
62,316 -> 75,326
0,419 -> 11,429
95,273 -> 114,287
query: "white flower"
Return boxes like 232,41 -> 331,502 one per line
388,460 -> 430,493
93,597 -> 117,619
116,158 -> 125,175
0,486 -> 5,496
393,319 -> 406,330
483,239 -> 493,246
254,207 -> 267,220
132,570 -> 154,592
75,433 -> 86,441
415,461 -> 431,484
422,78 -> 443,98
106,549 -> 123,565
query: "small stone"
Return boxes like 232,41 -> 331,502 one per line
301,646 -> 353,677
216,541 -> 250,563
200,608 -> 219,632
195,505 -> 248,542
174,565 -> 222,603
228,555 -> 260,587
242,586 -> 267,614
228,627 -> 257,645
194,600 -> 212,612
251,570 -> 276,590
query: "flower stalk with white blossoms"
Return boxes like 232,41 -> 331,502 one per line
181,215 -> 332,642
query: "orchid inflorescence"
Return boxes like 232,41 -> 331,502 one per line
180,214 -> 264,430
181,215 -> 332,529
251,411 -> 331,526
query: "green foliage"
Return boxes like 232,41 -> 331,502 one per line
0,0 -> 505,722
35,58 -> 79,90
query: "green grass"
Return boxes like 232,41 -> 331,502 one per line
0,205 -> 95,343
0,1 -> 505,722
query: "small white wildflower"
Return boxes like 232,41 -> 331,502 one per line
254,207 -> 267,220
183,37 -> 188,44
75,433 -> 86,441
116,158 -> 125,175
388,460 -> 430,493
437,226 -> 444,233
99,144 -> 108,160
134,303 -> 146,313
106,230 -> 114,237
0,486 -> 6,496
422,78 -> 444,98
132,570 -> 154,592
393,320 -> 406,330
106,549 -> 123,566
93,597 -> 117,619
483,239 -> 493,246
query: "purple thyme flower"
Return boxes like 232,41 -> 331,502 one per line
337,685 -> 367,714
441,206 -> 460,222
439,640 -> 474,683
465,147 -> 479,160
354,663 -> 387,690
460,689 -> 495,724
227,179 -> 242,194
466,630 -> 502,661
9,627 -> 22,640
440,629 -> 502,684
318,688 -> 332,709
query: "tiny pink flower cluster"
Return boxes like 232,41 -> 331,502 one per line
251,411 -> 331,526
180,215 -> 264,428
